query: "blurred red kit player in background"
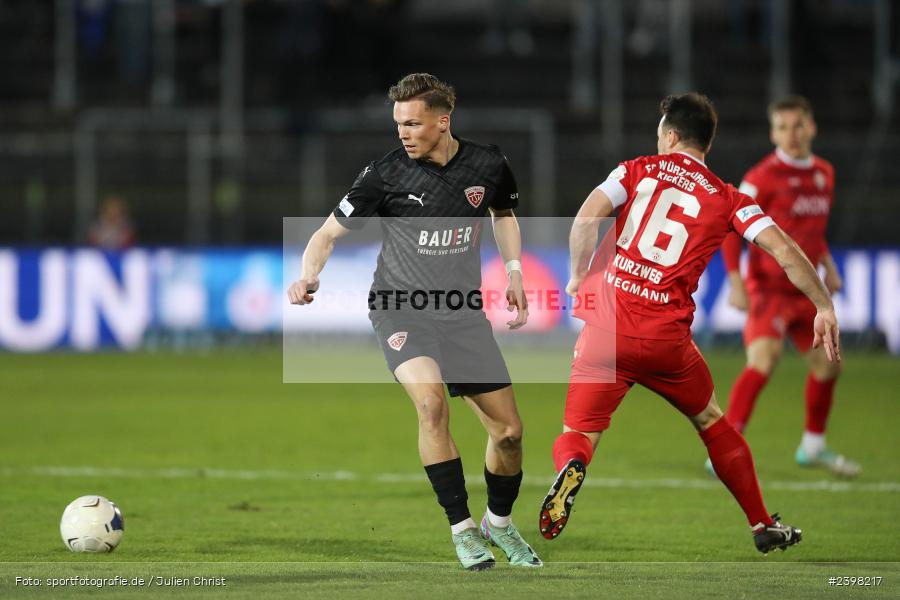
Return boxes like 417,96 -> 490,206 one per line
718,95 -> 859,478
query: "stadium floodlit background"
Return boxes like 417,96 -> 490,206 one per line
1,1 -> 898,598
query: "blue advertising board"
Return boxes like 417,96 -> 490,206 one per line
0,247 -> 897,353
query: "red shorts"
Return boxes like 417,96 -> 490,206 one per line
744,291 -> 816,352
565,324 -> 714,432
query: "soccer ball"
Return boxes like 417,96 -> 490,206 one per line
59,495 -> 125,552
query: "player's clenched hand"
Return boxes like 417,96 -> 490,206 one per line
505,271 -> 528,329
727,272 -> 749,312
287,278 -> 319,305
812,308 -> 841,363
565,277 -> 582,298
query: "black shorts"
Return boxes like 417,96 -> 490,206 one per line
370,311 -> 512,397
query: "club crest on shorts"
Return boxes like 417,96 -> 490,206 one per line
387,331 -> 408,351
464,186 -> 485,208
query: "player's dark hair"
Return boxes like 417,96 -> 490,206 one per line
388,73 -> 456,113
659,93 -> 718,152
768,95 -> 814,121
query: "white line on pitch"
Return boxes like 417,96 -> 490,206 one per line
1,466 -> 898,493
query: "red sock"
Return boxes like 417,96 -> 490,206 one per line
700,418 -> 773,527
725,368 -> 769,433
805,373 -> 836,434
552,431 -> 595,471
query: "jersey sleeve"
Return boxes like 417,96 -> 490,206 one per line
332,162 -> 385,229
737,179 -> 759,201
595,159 -> 641,209
738,166 -> 768,208
490,156 -> 519,210
729,188 -> 775,243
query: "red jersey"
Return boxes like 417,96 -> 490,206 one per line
574,152 -> 774,339
722,149 -> 834,294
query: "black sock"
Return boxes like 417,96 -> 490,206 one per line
424,457 -> 471,526
484,467 -> 523,518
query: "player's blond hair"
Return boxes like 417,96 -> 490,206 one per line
388,73 -> 456,114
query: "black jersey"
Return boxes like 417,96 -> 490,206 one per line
332,137 -> 518,320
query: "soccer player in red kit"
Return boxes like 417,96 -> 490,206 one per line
715,96 -> 859,478
539,93 -> 841,554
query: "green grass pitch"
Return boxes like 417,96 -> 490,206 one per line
1,349 -> 898,598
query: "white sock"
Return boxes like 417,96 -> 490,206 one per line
801,431 -> 826,456
450,518 -> 477,535
487,508 -> 511,528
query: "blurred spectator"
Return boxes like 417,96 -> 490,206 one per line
481,0 -> 535,57
628,0 -> 668,57
790,0 -> 832,96
726,0 -> 768,49
276,0 -> 327,106
87,195 -> 137,249
115,0 -> 152,87
357,0 -> 409,96
77,0 -> 113,62
77,0 -> 151,96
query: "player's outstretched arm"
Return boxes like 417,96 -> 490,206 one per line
567,188 -> 614,296
287,214 -> 351,305
490,208 -> 528,329
753,224 -> 841,362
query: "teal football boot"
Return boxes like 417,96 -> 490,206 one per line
479,516 -> 542,567
795,446 -> 861,478
451,528 -> 495,571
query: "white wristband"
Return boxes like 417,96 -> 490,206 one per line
505,259 -> 522,275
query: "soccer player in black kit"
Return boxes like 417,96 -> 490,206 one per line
287,73 -> 541,570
